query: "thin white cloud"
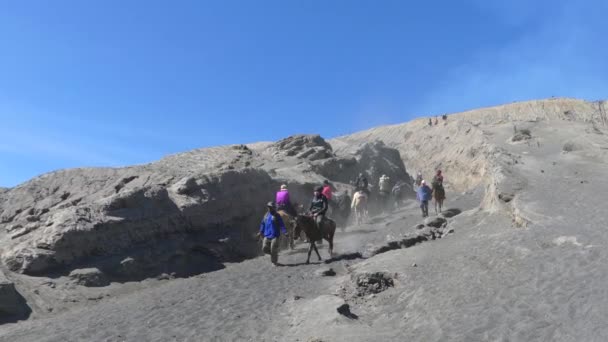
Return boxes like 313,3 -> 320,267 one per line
415,0 -> 608,115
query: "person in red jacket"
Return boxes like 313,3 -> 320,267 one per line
321,180 -> 333,201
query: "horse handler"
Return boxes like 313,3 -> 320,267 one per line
258,202 -> 288,266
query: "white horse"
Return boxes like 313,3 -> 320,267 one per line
351,191 -> 369,225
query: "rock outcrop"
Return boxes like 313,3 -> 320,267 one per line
0,135 -> 411,280
0,270 -> 30,322
68,268 -> 109,287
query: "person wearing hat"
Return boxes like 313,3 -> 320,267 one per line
276,184 -> 297,217
258,201 -> 287,266
309,186 -> 329,233
416,180 -> 433,218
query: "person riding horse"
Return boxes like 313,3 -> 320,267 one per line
415,171 -> 423,188
354,173 -> 370,195
276,184 -> 297,217
309,186 -> 329,233
432,170 -> 446,214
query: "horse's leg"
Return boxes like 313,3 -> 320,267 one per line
312,242 -> 322,261
289,222 -> 295,250
306,242 -> 314,264
327,229 -> 334,257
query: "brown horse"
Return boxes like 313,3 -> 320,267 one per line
294,215 -> 335,264
433,185 -> 446,214
277,210 -> 295,250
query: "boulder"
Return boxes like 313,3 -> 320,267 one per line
68,268 -> 109,287
417,227 -> 434,239
352,271 -> 394,296
424,216 -> 447,228
0,270 -> 29,321
440,208 -> 462,218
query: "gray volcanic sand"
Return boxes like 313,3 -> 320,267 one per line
2,98 -> 608,341
0,191 -> 478,342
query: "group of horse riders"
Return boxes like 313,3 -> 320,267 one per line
258,181 -> 334,266
258,171 -> 447,265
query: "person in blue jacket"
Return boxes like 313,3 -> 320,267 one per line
258,202 -> 287,266
416,180 -> 433,218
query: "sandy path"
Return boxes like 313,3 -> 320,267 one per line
0,191 -> 478,342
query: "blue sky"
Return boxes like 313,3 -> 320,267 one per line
1,0 -> 607,187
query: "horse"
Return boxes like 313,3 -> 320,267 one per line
432,184 -> 446,214
377,190 -> 391,213
277,210 -> 296,250
351,191 -> 368,225
391,181 -> 410,209
293,214 -> 335,264
330,192 -> 352,230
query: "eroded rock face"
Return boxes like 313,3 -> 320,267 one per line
268,135 -> 334,161
0,134 -> 412,280
2,168 -> 275,275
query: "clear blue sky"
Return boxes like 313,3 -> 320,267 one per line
1,0 -> 607,187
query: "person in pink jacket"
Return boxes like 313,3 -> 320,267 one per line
276,184 -> 297,217
322,180 -> 333,201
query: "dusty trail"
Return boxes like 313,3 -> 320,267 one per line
3,98 -> 608,341
0,191 -> 477,342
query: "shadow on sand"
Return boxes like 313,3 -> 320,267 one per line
0,290 -> 32,325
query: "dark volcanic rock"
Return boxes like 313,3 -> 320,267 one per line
69,268 -> 110,287
0,271 -> 30,321
424,217 -> 448,228
352,272 -> 394,296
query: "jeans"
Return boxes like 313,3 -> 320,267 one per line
420,200 -> 429,217
262,237 -> 280,264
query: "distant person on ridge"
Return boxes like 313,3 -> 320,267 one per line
276,184 -> 297,217
258,202 -> 287,266
434,117 -> 439,125
309,186 -> 329,234
428,118 -> 433,127
416,180 -> 432,218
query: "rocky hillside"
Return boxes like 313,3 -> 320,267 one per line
334,97 -> 607,198
0,134 -> 412,321
1,97 -> 607,333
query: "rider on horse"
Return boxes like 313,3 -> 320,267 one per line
276,184 -> 297,217
355,173 -> 370,195
309,186 -> 329,233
